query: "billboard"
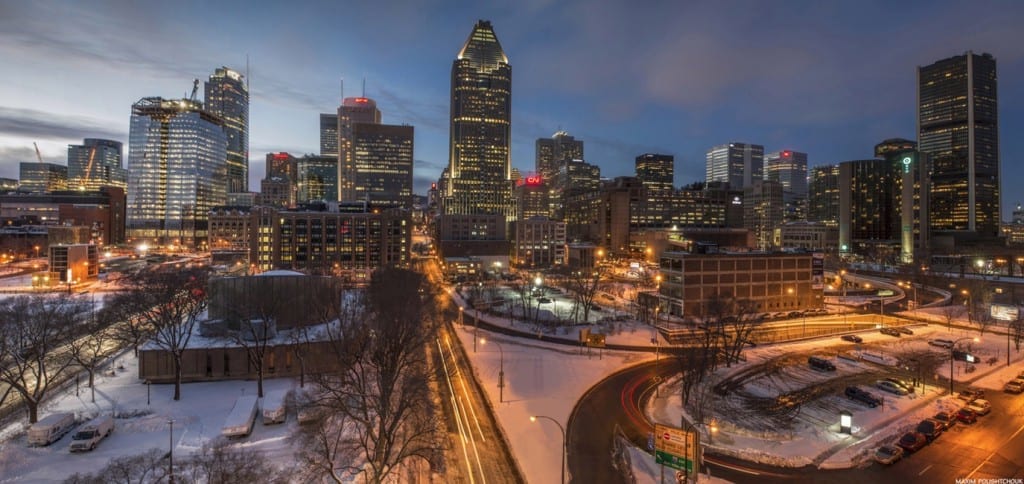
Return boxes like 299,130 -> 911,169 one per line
991,304 -> 1020,322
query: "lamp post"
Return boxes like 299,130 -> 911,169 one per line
839,269 -> 847,299
949,337 -> 980,395
530,415 -> 566,484
961,289 -> 973,324
458,306 -> 464,326
34,245 -> 40,259
709,419 -> 719,444
168,419 -> 175,484
146,380 -> 151,405
482,338 -> 505,403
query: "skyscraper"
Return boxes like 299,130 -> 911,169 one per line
535,131 -> 584,184
296,155 -> 338,203
350,123 -> 414,209
765,150 -> 808,222
444,20 -> 512,218
126,97 -> 227,244
706,143 -> 764,190
320,113 -> 338,157
204,67 -> 249,193
918,52 -> 999,239
336,96 -> 382,202
808,164 -> 840,225
67,138 -> 125,191
635,153 -> 675,193
18,162 -> 67,193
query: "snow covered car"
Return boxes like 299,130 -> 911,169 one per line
874,444 -> 904,465
966,399 -> 991,416
1004,379 -> 1024,394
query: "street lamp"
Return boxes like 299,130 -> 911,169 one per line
168,418 -> 175,484
33,245 -> 40,259
481,338 -> 505,403
949,337 -> 980,395
709,419 -> 719,444
458,306 -> 464,326
961,289 -> 973,323
530,415 -> 566,484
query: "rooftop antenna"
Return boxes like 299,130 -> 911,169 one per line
340,78 -> 344,102
246,54 -> 250,91
362,78 -> 366,98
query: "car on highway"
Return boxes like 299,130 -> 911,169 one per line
929,339 -> 955,349
1005,379 -> 1024,394
841,334 -> 863,343
967,399 -> 991,416
932,411 -> 956,430
915,418 -> 943,441
879,327 -> 901,337
958,388 -> 985,402
897,431 -> 928,453
876,380 -> 909,396
845,386 -> 883,408
874,444 -> 904,465
894,326 -> 914,335
955,407 -> 978,424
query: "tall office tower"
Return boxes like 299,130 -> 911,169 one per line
444,20 -> 513,218
515,174 -> 549,220
126,97 -> 227,244
18,162 -> 67,193
808,165 -> 840,225
336,96 -> 382,202
635,153 -> 674,193
765,150 -> 808,222
876,144 -> 930,263
205,67 -> 249,193
320,113 -> 339,157
266,152 -> 297,180
552,159 -> 601,220
838,160 -> 898,257
743,179 -> 784,250
349,123 -> 414,209
875,138 -> 917,158
918,52 -> 999,239
535,131 -> 584,183
706,142 -> 764,189
67,139 -> 126,191
296,155 -> 338,203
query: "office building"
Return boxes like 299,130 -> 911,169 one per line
838,159 -> 898,257
636,153 -> 675,193
918,52 -> 999,240
765,150 -> 807,221
515,174 -> 549,220
536,131 -> 584,184
876,143 -> 930,264
874,138 -> 917,158
126,97 -> 227,244
808,165 -> 840,225
743,180 -> 784,250
320,113 -> 338,157
67,138 -> 125,191
706,142 -> 763,189
296,155 -> 338,203
551,159 -> 601,220
337,96 -> 383,202
19,162 -> 67,193
0,178 -> 17,192
205,67 -> 249,193
333,97 -> 413,209
512,217 -> 566,269
443,20 -> 513,219
0,187 -> 126,245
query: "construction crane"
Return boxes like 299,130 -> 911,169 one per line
33,142 -> 44,164
189,79 -> 199,102
79,146 -> 97,190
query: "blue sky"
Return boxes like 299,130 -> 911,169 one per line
1,1 -> 1023,216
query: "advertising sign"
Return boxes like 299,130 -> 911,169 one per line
991,304 -> 1020,322
654,424 -> 699,475
811,252 -> 824,289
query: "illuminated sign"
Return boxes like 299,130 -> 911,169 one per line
431,183 -> 437,189
782,151 -> 791,157
731,196 -> 741,205
901,155 -> 913,174
524,175 -> 542,186
273,153 -> 290,160
354,97 -> 369,103
992,304 -> 1019,321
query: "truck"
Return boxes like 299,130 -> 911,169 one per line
27,413 -> 76,446
222,395 -> 259,438
69,415 -> 114,452
262,390 -> 288,425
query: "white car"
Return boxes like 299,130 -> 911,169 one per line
874,444 -> 904,465
1004,379 -> 1024,394
967,399 -> 991,416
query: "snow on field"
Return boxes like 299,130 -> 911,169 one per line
0,353 -> 299,484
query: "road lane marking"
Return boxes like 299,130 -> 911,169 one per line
966,417 -> 1024,478
918,464 -> 933,476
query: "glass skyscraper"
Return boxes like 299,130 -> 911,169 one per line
706,142 -> 764,190
918,52 -> 999,238
204,67 -> 249,194
336,97 -> 382,202
67,138 -> 125,191
126,97 -> 227,244
350,123 -> 414,209
444,20 -> 513,218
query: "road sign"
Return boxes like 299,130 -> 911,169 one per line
654,424 -> 699,475
586,333 -> 606,348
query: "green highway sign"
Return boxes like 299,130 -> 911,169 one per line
655,450 -> 694,472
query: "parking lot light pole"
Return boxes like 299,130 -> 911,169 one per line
950,337 -> 980,395
530,415 -> 565,484
168,419 -> 175,484
483,339 -> 505,403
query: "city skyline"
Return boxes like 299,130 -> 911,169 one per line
2,2 -> 1023,216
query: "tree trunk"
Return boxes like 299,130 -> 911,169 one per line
257,364 -> 265,398
88,368 -> 96,403
27,399 -> 38,424
173,354 -> 183,401
298,357 -> 306,388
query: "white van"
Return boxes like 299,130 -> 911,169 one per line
69,415 -> 114,452
27,413 -> 76,447
262,390 -> 288,425
222,395 -> 259,438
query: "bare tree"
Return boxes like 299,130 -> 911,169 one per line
116,267 -> 209,401
292,412 -> 360,482
1011,312 -> 1024,352
101,293 -> 153,358
721,299 -> 761,367
67,314 -> 116,403
0,294 -> 87,423
63,448 -> 166,484
186,439 -> 287,483
557,265 -> 607,325
311,268 -> 440,483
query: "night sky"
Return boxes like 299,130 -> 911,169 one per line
2,1 -> 1023,216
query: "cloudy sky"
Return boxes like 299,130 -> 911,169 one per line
1,1 -> 1023,216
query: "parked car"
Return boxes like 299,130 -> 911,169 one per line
895,326 -> 914,335
929,339 -> 955,349
222,395 -> 260,438
884,377 -> 915,394
955,407 -> 978,424
958,388 -> 985,402
932,411 -> 956,430
897,431 -> 928,453
69,415 -> 114,452
808,356 -> 837,372
874,444 -> 904,465
841,334 -> 863,343
537,297 -> 552,304
845,386 -> 883,408
967,399 -> 991,416
876,380 -> 909,396
879,327 -> 901,337
915,418 -> 943,441
1004,379 -> 1024,394
788,311 -> 803,318
262,389 -> 288,425
1018,370 -> 1024,380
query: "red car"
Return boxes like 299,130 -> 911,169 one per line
897,431 -> 928,453
956,407 -> 978,424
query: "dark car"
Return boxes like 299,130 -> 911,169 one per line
916,418 -> 943,441
845,386 -> 883,408
895,326 -> 914,335
880,327 -> 901,337
957,388 -> 985,402
932,411 -> 955,430
955,407 -> 978,424
897,431 -> 928,453
841,334 -> 863,343
537,297 -> 552,304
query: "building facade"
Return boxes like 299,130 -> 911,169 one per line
535,131 -> 583,184
205,67 -> 249,193
706,142 -> 764,190
778,221 -> 838,252
918,52 -> 999,240
67,138 -> 125,191
515,175 -> 549,220
0,187 -> 126,245
443,20 -> 513,219
296,155 -> 338,203
19,162 -> 67,193
512,217 -> 566,269
765,150 -> 808,222
743,180 -> 784,250
808,164 -> 840,225
319,113 -> 338,157
126,97 -> 227,245
336,97 -> 383,202
209,205 -> 253,250
838,159 -> 898,257
636,153 -> 675,193
349,122 -> 413,209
